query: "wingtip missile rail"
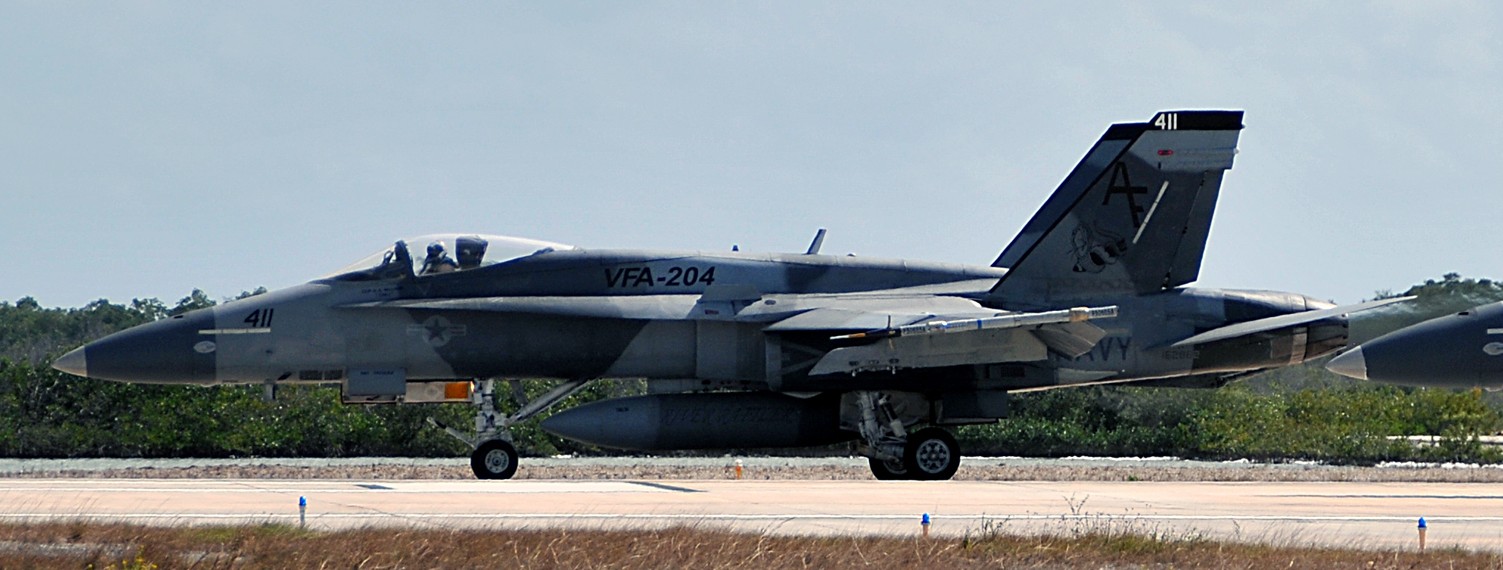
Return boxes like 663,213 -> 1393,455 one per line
830,306 -> 1119,341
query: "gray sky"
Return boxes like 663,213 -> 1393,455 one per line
5,2 -> 1500,308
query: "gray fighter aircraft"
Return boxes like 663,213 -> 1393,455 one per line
53,110 -> 1407,480
1328,302 -> 1503,388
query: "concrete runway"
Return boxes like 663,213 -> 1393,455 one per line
2,479 -> 1501,551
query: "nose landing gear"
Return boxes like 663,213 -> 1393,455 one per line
430,378 -> 592,480
471,439 -> 519,480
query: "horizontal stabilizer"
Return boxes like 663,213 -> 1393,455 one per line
1171,297 -> 1415,347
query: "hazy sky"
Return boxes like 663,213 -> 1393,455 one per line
5,2 -> 1500,308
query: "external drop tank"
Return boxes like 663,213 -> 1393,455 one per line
540,392 -> 853,451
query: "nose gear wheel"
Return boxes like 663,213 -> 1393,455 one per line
471,439 -> 518,480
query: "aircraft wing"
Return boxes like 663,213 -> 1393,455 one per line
1170,297 -> 1414,347
805,306 -> 1118,376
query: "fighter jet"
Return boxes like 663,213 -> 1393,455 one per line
53,110 -> 1406,480
1328,302 -> 1503,388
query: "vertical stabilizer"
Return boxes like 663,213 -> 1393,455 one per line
988,111 -> 1243,309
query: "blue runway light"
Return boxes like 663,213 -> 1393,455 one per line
1417,516 -> 1428,552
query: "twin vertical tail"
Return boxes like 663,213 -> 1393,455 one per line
987,111 -> 1244,309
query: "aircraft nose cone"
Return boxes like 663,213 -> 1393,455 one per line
70,309 -> 217,384
52,346 -> 88,377
1325,347 -> 1367,380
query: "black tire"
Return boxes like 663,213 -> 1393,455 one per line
471,439 -> 519,480
902,427 -> 960,481
868,456 -> 910,480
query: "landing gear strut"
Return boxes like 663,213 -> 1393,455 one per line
852,391 -> 961,481
431,378 -> 592,480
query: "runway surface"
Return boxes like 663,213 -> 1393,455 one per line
2,479 -> 1501,551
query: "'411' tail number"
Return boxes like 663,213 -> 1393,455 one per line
1153,113 -> 1178,130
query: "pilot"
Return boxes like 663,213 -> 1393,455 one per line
420,242 -> 459,275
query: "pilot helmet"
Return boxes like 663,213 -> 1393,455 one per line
427,241 -> 447,256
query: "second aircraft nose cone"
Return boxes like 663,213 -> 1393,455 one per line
1325,347 -> 1367,380
52,346 -> 88,377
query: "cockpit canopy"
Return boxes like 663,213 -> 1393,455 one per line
328,234 -> 575,281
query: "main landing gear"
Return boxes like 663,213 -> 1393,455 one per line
853,391 -> 962,481
431,378 -> 592,480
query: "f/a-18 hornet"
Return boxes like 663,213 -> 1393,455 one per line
54,110 -> 1404,480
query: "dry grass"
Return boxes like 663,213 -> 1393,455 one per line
0,522 -> 1495,569
11,462 -> 1503,483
